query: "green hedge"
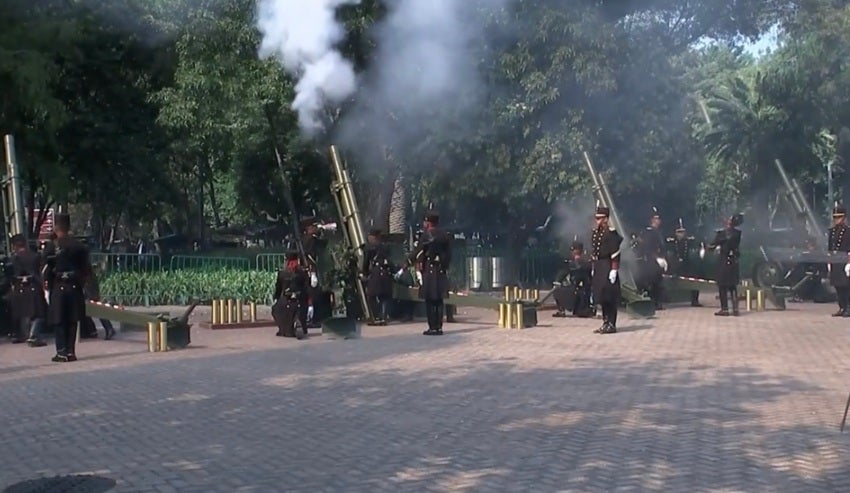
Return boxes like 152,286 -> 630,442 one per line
100,269 -> 276,306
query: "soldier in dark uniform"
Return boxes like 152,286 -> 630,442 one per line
301,216 -> 325,329
362,229 -> 396,326
410,209 -> 452,336
552,241 -> 593,317
827,204 -> 850,317
636,207 -> 667,310
590,205 -> 623,334
8,234 -> 47,346
42,213 -> 91,362
272,250 -> 309,339
667,218 -> 701,307
708,213 -> 743,316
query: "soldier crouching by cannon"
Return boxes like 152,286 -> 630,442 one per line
272,250 -> 308,339
552,240 -> 594,318
708,213 -> 743,316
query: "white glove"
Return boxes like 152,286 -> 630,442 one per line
845,263 -> 850,277
608,269 -> 617,284
656,258 -> 668,272
416,271 -> 423,285
310,272 -> 318,288
699,246 -> 706,259
394,268 -> 405,280
552,281 -> 562,287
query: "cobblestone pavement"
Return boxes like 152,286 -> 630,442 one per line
2,300 -> 850,492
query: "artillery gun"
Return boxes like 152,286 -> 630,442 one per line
582,152 -> 655,317
748,159 -> 833,303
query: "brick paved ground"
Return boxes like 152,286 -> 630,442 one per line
1,300 -> 850,492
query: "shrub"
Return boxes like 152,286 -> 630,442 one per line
100,269 -> 276,306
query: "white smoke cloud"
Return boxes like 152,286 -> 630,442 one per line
256,0 -> 359,136
336,0 -> 512,167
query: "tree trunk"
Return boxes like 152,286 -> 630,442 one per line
388,173 -> 407,234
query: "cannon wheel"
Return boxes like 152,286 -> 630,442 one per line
752,261 -> 782,288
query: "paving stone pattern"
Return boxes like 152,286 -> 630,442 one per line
2,302 -> 850,492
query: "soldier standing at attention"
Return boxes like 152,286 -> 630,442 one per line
42,213 -> 92,362
590,205 -> 623,334
410,208 -> 452,336
362,229 -> 395,326
708,213 -> 743,316
8,234 -> 47,346
637,207 -> 667,310
827,203 -> 850,317
668,219 -> 702,307
301,216 -> 324,330
272,250 -> 308,339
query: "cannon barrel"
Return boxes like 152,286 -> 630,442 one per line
775,159 -> 825,246
2,135 -> 27,253
327,145 -> 372,320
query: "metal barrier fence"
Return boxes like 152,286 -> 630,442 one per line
91,253 -> 162,273
168,255 -> 251,271
93,250 -> 562,288
255,253 -> 286,271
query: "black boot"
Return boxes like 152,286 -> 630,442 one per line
730,289 -> 740,316
715,288 -> 729,316
690,291 -> 702,307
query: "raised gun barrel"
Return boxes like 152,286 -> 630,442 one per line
775,159 -> 825,245
582,151 -> 655,318
327,145 -> 372,321
2,135 -> 27,253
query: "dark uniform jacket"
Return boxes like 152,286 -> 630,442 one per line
363,242 -> 395,298
10,249 -> 47,321
709,227 -> 741,287
667,235 -> 697,277
411,227 -> 452,300
42,237 -> 91,325
590,226 -> 623,304
302,234 -> 326,274
828,223 -> 850,287
637,227 -> 665,260
273,267 -> 309,302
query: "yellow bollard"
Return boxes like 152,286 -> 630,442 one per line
745,289 -> 752,311
147,321 -> 157,352
218,300 -> 227,325
504,286 -> 511,302
237,300 -> 244,323
249,302 -> 257,322
757,289 -> 765,311
158,321 -> 168,352
515,302 -> 524,329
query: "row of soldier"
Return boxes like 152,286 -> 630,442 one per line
549,205 -> 745,332
4,213 -> 98,362
271,209 -> 453,338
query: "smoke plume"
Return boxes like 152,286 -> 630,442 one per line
335,0 -> 511,168
256,0 -> 360,136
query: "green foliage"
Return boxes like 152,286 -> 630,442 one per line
100,269 -> 276,306
5,0 -> 850,242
